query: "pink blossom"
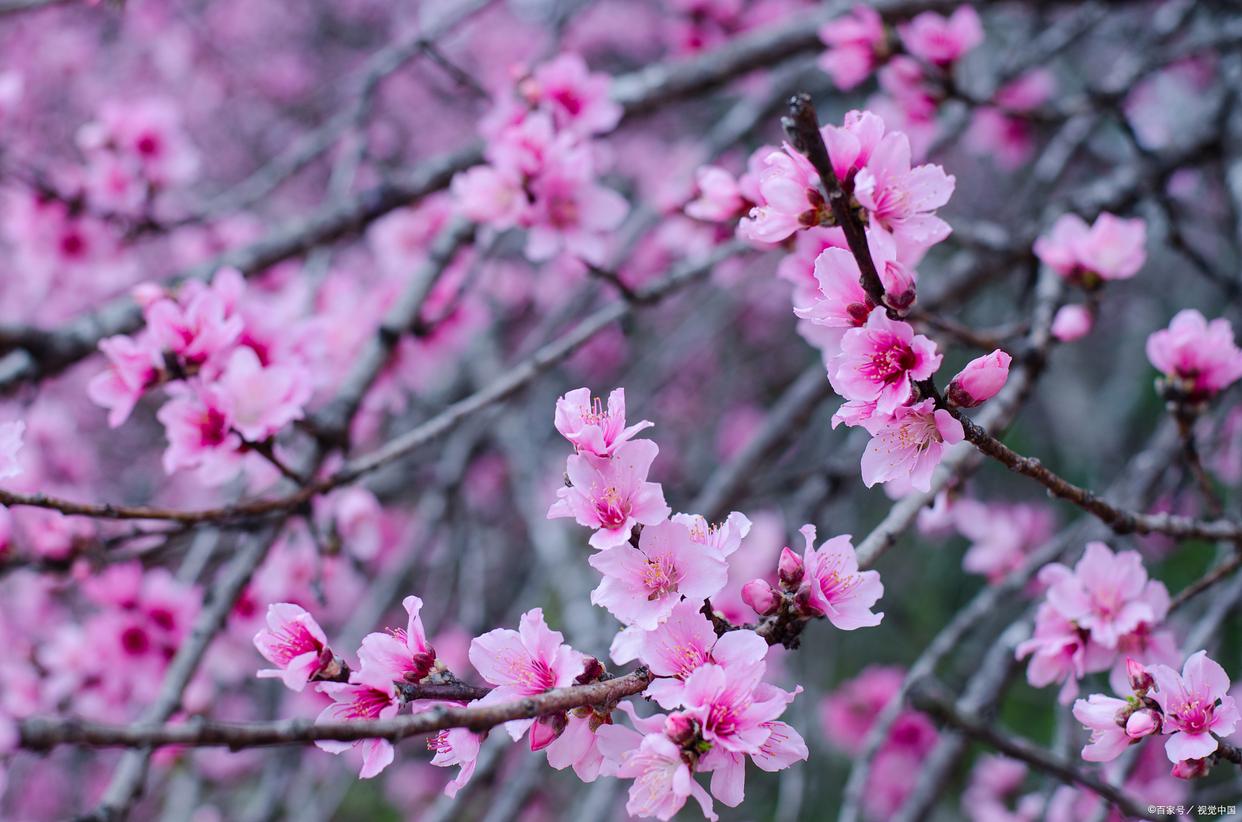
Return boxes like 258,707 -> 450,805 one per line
451,164 -> 527,228
860,398 -> 965,492
1146,309 -> 1242,402
1042,542 -> 1157,649
898,6 -> 984,68
468,608 -> 585,741
795,228 -> 917,353
953,500 -> 1054,584
1033,213 -> 1147,283
792,245 -> 877,356
0,421 -> 24,480
821,109 -> 890,181
672,510 -> 752,559
1050,304 -> 1093,342
588,519 -> 728,629
89,333 -> 164,427
253,602 -> 334,692
520,54 -> 622,137
605,730 -> 718,821
737,149 -> 821,244
145,287 -> 243,371
685,165 -> 746,222
831,308 -> 941,413
429,727 -> 482,797
545,713 -> 607,782
523,148 -> 629,265
965,71 -> 1055,170
1071,693 -> 1133,762
1148,651 -> 1241,763
877,57 -> 940,128
818,6 -> 887,90
638,599 -> 767,709
697,679 -> 804,807
854,131 -> 956,250
554,386 -> 653,457
1015,600 -> 1097,704
548,439 -> 671,549
795,524 -> 884,629
946,349 -> 1011,408
680,661 -> 787,754
214,347 -> 311,441
156,384 -> 243,481
315,680 -> 399,778
77,98 -> 200,188
354,595 -> 437,692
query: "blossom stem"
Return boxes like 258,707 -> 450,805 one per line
781,92 -> 888,312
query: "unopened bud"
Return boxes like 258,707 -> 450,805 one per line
1171,757 -> 1211,780
946,350 -> 1011,408
880,260 -> 917,315
1126,658 -> 1154,694
741,579 -> 779,616
529,712 -> 568,752
664,713 -> 698,747
1051,304 -> 1093,342
778,547 -> 804,590
576,657 -> 606,685
1125,708 -> 1160,739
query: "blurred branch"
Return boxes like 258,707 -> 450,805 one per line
907,678 -> 1161,822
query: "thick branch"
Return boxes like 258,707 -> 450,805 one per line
20,670 -> 650,752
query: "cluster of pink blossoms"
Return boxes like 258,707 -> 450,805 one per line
1073,652 -> 1240,780
88,267 -> 314,486
546,385 -> 886,819
1034,210 -> 1148,342
451,53 -> 627,266
690,107 -> 1016,494
76,98 -> 201,217
1016,542 -> 1175,704
819,5 -> 1016,158
252,385 -> 894,819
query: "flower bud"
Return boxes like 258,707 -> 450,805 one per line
741,579 -> 779,616
529,712 -> 568,752
880,259 -> 917,314
1171,757 -> 1211,780
946,349 -> 1011,408
778,547 -> 804,590
403,648 -> 437,683
1051,304 -> 1093,342
664,713 -> 698,747
1125,708 -> 1160,738
1126,658 -> 1154,694
575,657 -> 606,685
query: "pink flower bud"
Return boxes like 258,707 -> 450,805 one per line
946,349 -> 1012,408
880,259 -> 917,313
1125,708 -> 1160,738
1171,757 -> 1211,780
1126,658 -> 1154,694
741,579 -> 779,616
1051,304 -> 1093,342
778,547 -> 804,590
529,712 -> 568,752
663,712 -> 699,747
